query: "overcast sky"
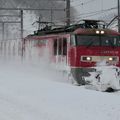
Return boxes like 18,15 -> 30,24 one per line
71,0 -> 117,22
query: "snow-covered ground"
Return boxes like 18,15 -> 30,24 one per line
0,58 -> 120,120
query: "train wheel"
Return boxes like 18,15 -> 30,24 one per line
105,87 -> 115,92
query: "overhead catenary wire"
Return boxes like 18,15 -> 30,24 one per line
71,0 -> 96,7
75,6 -> 117,18
70,0 -> 81,3
52,6 -> 117,23
70,0 -> 117,22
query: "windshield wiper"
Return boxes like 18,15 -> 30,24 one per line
86,41 -> 94,48
109,40 -> 115,48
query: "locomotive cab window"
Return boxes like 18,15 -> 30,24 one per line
32,39 -> 47,46
70,35 -> 76,46
101,36 -> 120,47
76,35 -> 100,46
76,35 -> 120,47
53,39 -> 62,55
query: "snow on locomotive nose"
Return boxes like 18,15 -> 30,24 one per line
85,62 -> 120,92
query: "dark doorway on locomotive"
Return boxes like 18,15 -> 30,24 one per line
53,38 -> 67,56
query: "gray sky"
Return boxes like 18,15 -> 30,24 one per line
71,0 -> 117,22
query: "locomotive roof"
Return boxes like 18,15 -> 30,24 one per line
30,19 -> 106,35
26,20 -> 120,38
78,19 -> 104,23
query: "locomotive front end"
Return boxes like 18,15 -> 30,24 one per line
69,26 -> 120,85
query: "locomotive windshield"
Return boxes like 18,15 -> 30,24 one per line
76,35 -> 120,47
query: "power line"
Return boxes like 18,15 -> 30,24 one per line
0,15 -> 20,17
70,0 -> 81,3
40,0 -> 66,2
73,6 -> 117,18
118,0 -> 120,32
71,0 -> 96,7
48,6 -> 117,23
0,7 -> 65,11
66,0 -> 70,25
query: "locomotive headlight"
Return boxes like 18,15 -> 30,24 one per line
108,57 -> 113,61
96,30 -> 100,34
101,31 -> 105,34
86,57 -> 91,61
82,56 -> 92,61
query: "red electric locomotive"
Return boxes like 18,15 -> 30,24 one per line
24,20 -> 120,85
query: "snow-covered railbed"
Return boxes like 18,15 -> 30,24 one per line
0,61 -> 120,120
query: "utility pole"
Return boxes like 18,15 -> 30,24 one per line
38,17 -> 41,30
51,8 -> 53,23
2,22 -> 5,41
66,0 -> 70,26
20,10 -> 23,40
118,0 -> 120,32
